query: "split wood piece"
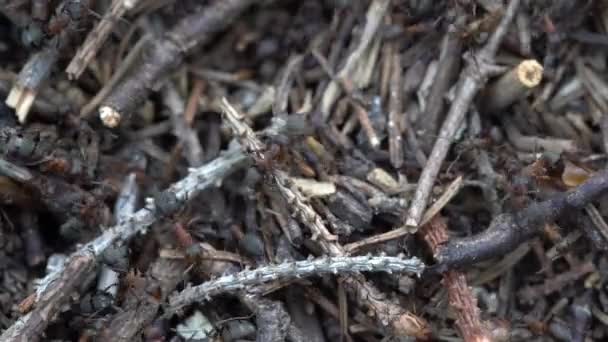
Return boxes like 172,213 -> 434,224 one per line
480,59 -> 543,113
221,98 -> 430,339
435,168 -> 608,270
0,149 -> 247,342
420,217 -> 490,342
6,0 -> 86,123
320,0 -> 389,118
99,0 -> 255,127
405,0 -> 522,229
5,48 -> 58,123
66,0 -> 141,80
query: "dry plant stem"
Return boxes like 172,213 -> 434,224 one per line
480,59 -> 543,113
99,0 -> 255,126
169,255 -> 425,310
0,149 -> 247,342
5,48 -> 58,123
436,168 -> 608,270
420,24 -> 463,150
405,0 -> 521,229
66,0 -> 141,79
80,34 -> 150,118
320,0 -> 389,118
421,217 -> 489,342
221,98 -> 430,339
388,53 -> 404,168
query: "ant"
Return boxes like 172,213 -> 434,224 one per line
21,0 -> 93,48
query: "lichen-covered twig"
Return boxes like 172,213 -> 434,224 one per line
436,168 -> 608,270
99,0 -> 255,127
66,0 -> 142,79
0,148 -> 247,342
221,98 -> 430,339
169,255 -> 424,311
405,0 -> 521,229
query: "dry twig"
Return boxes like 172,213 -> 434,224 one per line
221,98 -> 431,339
405,0 -> 521,229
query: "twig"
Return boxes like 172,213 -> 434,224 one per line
99,0 -> 255,127
80,34 -> 151,119
97,173 -> 138,303
320,0 -> 389,118
345,175 -> 463,253
221,98 -> 430,339
435,168 -> 608,270
405,0 -> 521,229
66,0 -> 142,80
0,148 -> 247,342
501,116 -> 579,153
5,0 -> 85,123
168,255 -> 424,310
5,48 -> 58,123
388,51 -> 404,168
419,22 -> 463,150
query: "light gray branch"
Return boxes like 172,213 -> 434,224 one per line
169,255 -> 425,311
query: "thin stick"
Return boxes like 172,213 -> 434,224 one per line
345,175 -> 463,253
405,0 -> 521,229
388,52 -> 404,168
99,0 -> 255,127
66,0 -> 142,80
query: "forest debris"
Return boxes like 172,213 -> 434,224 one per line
221,98 -> 430,338
436,169 -> 608,270
0,148 -> 247,342
5,49 -> 58,123
320,0 -> 389,117
66,0 -> 141,79
99,0 -> 255,127
168,255 -> 425,311
405,0 -> 521,229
